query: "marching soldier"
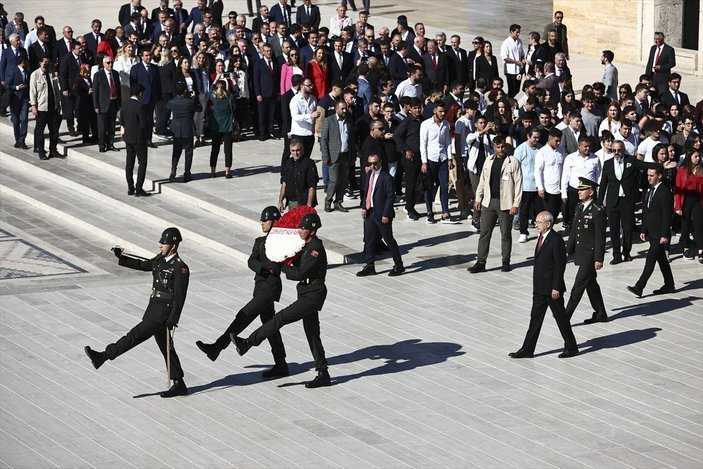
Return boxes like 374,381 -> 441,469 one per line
195,206 -> 289,379
231,213 -> 332,388
565,177 -> 608,324
84,227 -> 190,398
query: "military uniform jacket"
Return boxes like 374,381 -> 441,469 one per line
119,254 -> 189,324
249,235 -> 283,302
566,201 -> 606,265
281,236 -> 327,311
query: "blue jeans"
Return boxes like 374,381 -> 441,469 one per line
424,159 -> 449,214
11,99 -> 29,143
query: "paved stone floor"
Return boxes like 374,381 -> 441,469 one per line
1,1 -> 703,468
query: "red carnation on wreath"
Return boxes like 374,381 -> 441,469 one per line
265,205 -> 318,265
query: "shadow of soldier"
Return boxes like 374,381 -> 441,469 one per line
607,296 -> 700,322
534,327 -> 662,358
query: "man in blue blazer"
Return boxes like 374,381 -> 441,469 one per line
129,48 -> 161,146
5,55 -> 30,148
269,0 -> 293,28
357,151 -> 405,277
253,43 -> 280,140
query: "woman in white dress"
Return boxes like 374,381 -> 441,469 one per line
113,43 -> 137,103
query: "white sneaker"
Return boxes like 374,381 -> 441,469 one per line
518,234 -> 528,243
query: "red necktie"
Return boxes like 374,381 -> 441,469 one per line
654,46 -> 662,67
432,55 -> 437,69
366,172 -> 376,210
268,60 -> 273,72
536,235 -> 543,253
108,71 -> 116,98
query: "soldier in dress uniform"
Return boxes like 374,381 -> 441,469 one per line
195,206 -> 289,379
84,227 -> 190,398
231,213 -> 332,388
565,177 -> 608,324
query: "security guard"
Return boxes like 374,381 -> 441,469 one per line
231,213 -> 332,388
195,207 -> 289,379
565,177 -> 608,324
84,227 -> 190,398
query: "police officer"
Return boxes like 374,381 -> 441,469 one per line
565,178 -> 608,324
195,207 -> 289,379
231,213 -> 332,388
84,227 -> 190,398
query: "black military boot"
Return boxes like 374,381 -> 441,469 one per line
195,341 -> 221,362
262,362 -> 289,380
160,379 -> 188,398
84,346 -> 106,369
230,334 -> 251,356
305,369 -> 331,388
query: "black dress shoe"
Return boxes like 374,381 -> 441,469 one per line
610,256 -> 623,265
169,171 -> 176,182
160,379 -> 188,398
652,285 -> 675,295
468,262 -> 486,273
225,171 -> 233,179
324,202 -> 333,212
38,153 -> 49,160
583,314 -> 608,324
627,285 -> 643,297
84,346 -> 106,369
68,128 -> 77,137
558,349 -> 579,358
623,255 -> 633,262
183,173 -> 193,183
195,340 -> 221,362
388,264 -> 405,277
50,150 -> 65,159
134,189 -> 151,197
334,203 -> 349,213
356,265 -> 377,277
501,263 -> 511,272
230,334 -> 251,356
98,147 -> 107,153
305,370 -> 331,388
127,188 -> 135,195
147,142 -> 158,149
19,143 -> 29,149
508,349 -> 533,358
262,363 -> 289,379
13,142 -> 19,148
106,145 -> 118,151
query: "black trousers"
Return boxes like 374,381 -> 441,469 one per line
96,101 -> 118,149
172,137 -> 194,175
363,212 -> 403,266
505,73 -> 521,98
125,142 -> 148,191
563,186 -> 579,227
542,192 -> 562,221
519,191 -> 543,234
401,157 -> 422,211
105,319 -> 184,379
34,109 -> 60,153
61,94 -> 76,130
214,294 -> 287,364
154,97 -> 172,135
607,198 -> 635,257
257,97 -> 275,137
565,262 -> 606,319
636,240 -> 675,289
680,194 -> 703,251
210,131 -> 233,167
521,293 -> 577,353
248,288 -> 328,371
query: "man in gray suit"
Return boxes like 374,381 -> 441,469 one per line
320,100 -> 355,212
166,81 -> 201,182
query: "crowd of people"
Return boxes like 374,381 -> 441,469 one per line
0,2 -> 701,266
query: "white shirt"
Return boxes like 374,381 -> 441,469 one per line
420,117 -> 451,163
337,116 -> 349,153
24,30 -> 39,49
367,169 -> 381,208
562,151 -> 602,197
534,145 -> 564,194
637,138 -> 661,162
289,91 -> 317,136
614,131 -> 637,156
500,35 -> 524,75
394,78 -> 422,99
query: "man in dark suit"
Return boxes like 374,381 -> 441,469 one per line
167,81 -> 201,182
92,55 -> 121,152
422,39 -> 449,92
628,167 -> 675,297
129,49 -> 161,146
597,140 -> 648,264
83,20 -> 103,56
509,211 -> 578,359
447,35 -> 469,87
296,0 -> 320,29
53,26 -> 74,63
356,151 -> 406,277
151,0 -> 175,22
645,32 -> 676,94
388,41 -> 410,87
0,33 -> 28,90
658,73 -> 690,109
269,0 -> 293,28
208,0 -> 224,28
27,27 -> 53,72
185,0 -> 209,32
119,0 -> 146,27
5,56 -> 30,148
329,37 -> 353,82
565,177 -> 608,324
253,43 -> 279,140
120,83 -> 150,196
58,41 -> 82,136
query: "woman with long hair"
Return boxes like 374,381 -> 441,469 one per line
229,55 -> 249,140
674,149 -> 703,262
74,64 -> 97,144
558,88 -> 575,119
307,47 -> 330,100
113,42 -> 138,103
208,80 -> 236,178
280,49 -> 303,95
97,28 -> 118,60
599,101 -> 621,135
487,97 -> 511,137
475,40 -> 499,84
191,51 -> 210,146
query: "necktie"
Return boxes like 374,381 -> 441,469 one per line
654,46 -> 661,67
307,6 -> 310,18
648,187 -> 655,207
455,50 -> 460,61
108,71 -> 116,98
96,33 -> 100,44
268,59 -> 272,72
675,91 -> 680,104
282,7 -> 288,26
366,172 -> 376,209
536,235 -> 543,253
432,55 -> 437,69
41,43 -> 46,55
337,53 -> 342,70
614,158 -> 623,180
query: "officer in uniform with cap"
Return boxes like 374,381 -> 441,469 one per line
195,207 -> 289,379
231,213 -> 332,388
565,177 -> 608,325
84,227 -> 190,398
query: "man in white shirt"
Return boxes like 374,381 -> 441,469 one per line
637,122 -> 663,162
561,134 -> 602,230
394,64 -> 423,100
420,101 -> 455,224
289,77 -> 319,158
500,24 -> 524,98
614,118 -> 637,156
535,128 -> 565,220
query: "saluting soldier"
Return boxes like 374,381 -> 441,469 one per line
195,206 -> 289,379
84,227 -> 190,398
231,213 -> 332,389
565,177 -> 608,324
